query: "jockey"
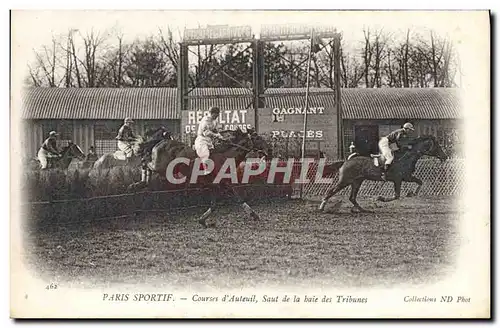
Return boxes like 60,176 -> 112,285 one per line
140,126 -> 172,166
194,106 -> 223,172
347,141 -> 358,160
116,117 -> 137,162
86,146 -> 98,162
38,131 -> 60,169
378,122 -> 415,180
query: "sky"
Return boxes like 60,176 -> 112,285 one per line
9,10 -> 491,94
12,10 -> 474,66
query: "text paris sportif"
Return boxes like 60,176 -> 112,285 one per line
102,293 -> 369,304
101,294 -> 471,304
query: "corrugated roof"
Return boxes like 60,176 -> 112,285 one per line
341,88 -> 461,119
20,87 -> 462,120
21,87 -> 178,120
187,88 -> 253,110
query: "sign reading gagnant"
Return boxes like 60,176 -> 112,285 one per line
181,109 -> 255,134
272,107 -> 325,115
257,106 -> 338,157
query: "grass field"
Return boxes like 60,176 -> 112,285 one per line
23,196 -> 461,290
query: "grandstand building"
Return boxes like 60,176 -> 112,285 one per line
20,87 -> 462,159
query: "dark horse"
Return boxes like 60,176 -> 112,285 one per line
128,128 -> 269,227
34,142 -> 86,170
92,126 -> 171,170
318,135 -> 448,213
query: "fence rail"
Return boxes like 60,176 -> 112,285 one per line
20,158 -> 463,226
22,184 -> 293,228
294,158 -> 464,198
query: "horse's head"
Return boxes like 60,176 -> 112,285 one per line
410,135 -> 448,163
66,142 -> 86,161
247,128 -> 270,159
131,135 -> 144,155
145,126 -> 173,141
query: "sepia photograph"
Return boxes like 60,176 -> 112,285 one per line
9,9 -> 490,318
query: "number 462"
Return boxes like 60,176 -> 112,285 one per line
45,283 -> 58,290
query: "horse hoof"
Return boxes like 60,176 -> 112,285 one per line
376,196 -> 385,202
406,192 -> 414,197
250,212 -> 260,221
318,200 -> 327,211
331,201 -> 342,212
198,218 -> 208,228
351,207 -> 371,213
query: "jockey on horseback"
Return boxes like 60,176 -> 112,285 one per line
38,131 -> 61,169
116,117 -> 137,163
139,126 -> 172,167
378,122 -> 415,180
194,106 -> 223,173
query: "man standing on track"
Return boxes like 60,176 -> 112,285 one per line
378,122 -> 415,180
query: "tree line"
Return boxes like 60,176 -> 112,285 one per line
26,27 -> 459,89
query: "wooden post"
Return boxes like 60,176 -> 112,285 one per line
177,42 -> 189,112
300,29 -> 314,199
333,33 -> 343,159
252,40 -> 265,133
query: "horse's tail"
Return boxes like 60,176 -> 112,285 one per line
322,160 -> 344,176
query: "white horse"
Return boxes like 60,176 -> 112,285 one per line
92,136 -> 144,170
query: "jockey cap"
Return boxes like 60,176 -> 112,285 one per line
124,117 -> 135,124
403,122 -> 415,131
209,106 -> 220,115
49,131 -> 59,137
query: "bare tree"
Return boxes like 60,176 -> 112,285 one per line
422,31 -> 456,87
362,28 -> 373,87
157,27 -> 180,76
401,29 -> 411,87
29,36 -> 61,87
340,42 -> 364,88
371,30 -> 388,87
80,29 -> 107,87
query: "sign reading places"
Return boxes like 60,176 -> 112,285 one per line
257,107 -> 337,157
271,130 -> 324,139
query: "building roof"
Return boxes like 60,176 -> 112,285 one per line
20,87 -> 178,120
341,88 -> 461,119
20,87 -> 462,120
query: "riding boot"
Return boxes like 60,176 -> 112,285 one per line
381,164 -> 390,181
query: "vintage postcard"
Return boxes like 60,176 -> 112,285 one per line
10,10 -> 490,318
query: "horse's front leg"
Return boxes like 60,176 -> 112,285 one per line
319,180 -> 350,212
377,179 -> 402,202
405,175 -> 423,197
223,182 -> 260,221
198,184 -> 219,228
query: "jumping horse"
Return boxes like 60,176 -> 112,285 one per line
319,135 -> 449,213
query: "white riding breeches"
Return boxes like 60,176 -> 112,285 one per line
194,137 -> 213,162
38,148 -> 57,169
117,140 -> 134,158
378,137 -> 394,165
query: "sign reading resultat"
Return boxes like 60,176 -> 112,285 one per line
182,109 -> 255,135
